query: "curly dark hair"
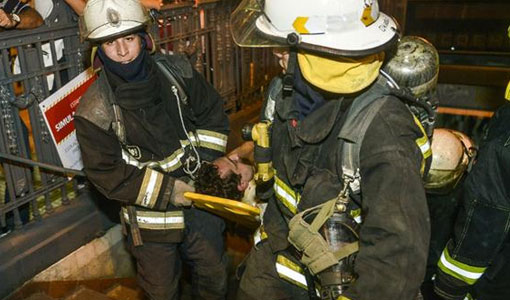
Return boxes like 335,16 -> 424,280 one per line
194,163 -> 243,200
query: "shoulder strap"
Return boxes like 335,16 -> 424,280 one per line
338,76 -> 391,194
153,53 -> 191,105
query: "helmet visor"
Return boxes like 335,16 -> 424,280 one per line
230,0 -> 285,48
424,164 -> 467,194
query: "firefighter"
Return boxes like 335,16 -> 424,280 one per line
74,0 -> 248,298
419,129 -> 477,299
229,0 -> 432,299
430,28 -> 510,300
432,63 -> 510,300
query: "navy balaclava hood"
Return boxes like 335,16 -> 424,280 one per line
98,33 -> 150,83
293,64 -> 327,120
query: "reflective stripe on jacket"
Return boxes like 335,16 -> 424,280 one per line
75,53 -> 229,243
260,76 -> 431,300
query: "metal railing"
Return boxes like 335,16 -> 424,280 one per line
0,0 -> 279,232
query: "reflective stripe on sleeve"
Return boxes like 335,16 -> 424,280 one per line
413,116 -> 432,175
122,148 -> 183,172
438,247 -> 487,285
417,135 -> 431,157
158,149 -> 185,172
253,225 -> 268,245
196,129 -> 227,153
122,207 -> 184,230
135,169 -> 164,209
274,175 -> 300,214
276,255 -> 308,290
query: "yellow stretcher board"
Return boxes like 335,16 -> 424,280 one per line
184,192 -> 261,228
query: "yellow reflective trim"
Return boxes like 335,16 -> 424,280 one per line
350,208 -> 362,224
158,148 -> 185,172
274,175 -> 300,214
438,247 -> 486,285
180,131 -> 228,155
253,225 -> 268,245
135,169 -> 163,208
197,129 -> 228,152
361,4 -> 376,26
121,208 -> 185,230
196,129 -> 228,143
276,255 -> 308,290
293,17 -> 310,34
122,148 -> 184,173
505,80 -> 510,101
198,141 -> 226,153
413,116 -> 431,175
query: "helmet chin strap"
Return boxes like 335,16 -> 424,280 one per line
282,32 -> 301,98
282,49 -> 297,99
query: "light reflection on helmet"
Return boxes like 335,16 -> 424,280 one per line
424,128 -> 477,194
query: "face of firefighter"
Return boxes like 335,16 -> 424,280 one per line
273,48 -> 289,73
101,34 -> 142,64
213,155 -> 254,192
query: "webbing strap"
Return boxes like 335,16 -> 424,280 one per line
338,77 -> 391,194
127,205 -> 143,246
154,57 -> 188,105
308,198 -> 337,233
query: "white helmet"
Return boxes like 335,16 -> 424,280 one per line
80,0 -> 150,42
424,128 -> 477,194
231,0 -> 400,57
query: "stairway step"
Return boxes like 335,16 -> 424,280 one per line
64,286 -> 113,300
105,284 -> 144,300
24,292 -> 55,300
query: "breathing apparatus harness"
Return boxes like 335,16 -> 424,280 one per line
107,53 -> 202,180
244,38 -> 436,299
155,57 -> 202,179
380,69 -> 436,139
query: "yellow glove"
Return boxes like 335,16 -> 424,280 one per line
337,296 -> 352,300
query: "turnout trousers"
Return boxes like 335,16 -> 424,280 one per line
128,207 -> 228,300
237,240 -> 309,300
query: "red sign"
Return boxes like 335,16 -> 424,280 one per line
43,74 -> 96,144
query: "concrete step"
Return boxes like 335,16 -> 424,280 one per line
105,284 -> 144,300
24,292 -> 55,300
64,286 -> 113,300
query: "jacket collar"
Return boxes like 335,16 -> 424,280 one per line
296,99 -> 344,144
275,91 -> 344,144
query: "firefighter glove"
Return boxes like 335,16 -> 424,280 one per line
170,179 -> 194,207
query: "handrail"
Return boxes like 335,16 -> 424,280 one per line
0,152 -> 85,176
